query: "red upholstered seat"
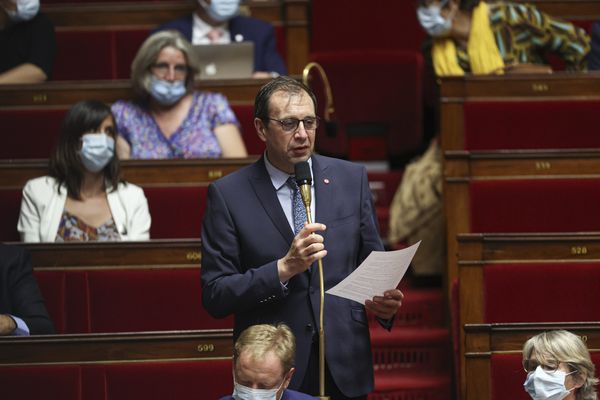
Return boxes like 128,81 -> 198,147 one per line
114,29 -> 151,79
34,271 -> 67,333
0,360 -> 233,400
469,179 -> 600,233
231,104 -> 263,155
0,104 -> 256,159
311,1 -> 425,53
307,50 -> 423,161
484,263 -> 600,323
0,109 -> 65,159
0,189 -> 22,242
490,353 -> 600,400
55,29 -> 150,80
54,30 -> 115,80
85,268 -> 232,332
35,267 -> 233,334
0,365 -> 83,400
144,186 -> 208,239
464,101 -> 600,150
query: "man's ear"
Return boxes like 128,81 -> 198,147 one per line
283,367 -> 295,389
254,117 -> 267,143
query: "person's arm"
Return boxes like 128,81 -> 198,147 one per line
354,166 -> 403,328
4,247 -> 55,335
116,135 -> 132,159
214,123 -> 248,158
0,63 -> 47,84
514,3 -> 590,70
122,184 -> 151,240
255,24 -> 287,76
200,183 -> 287,318
588,22 -> 600,71
17,180 -> 42,242
210,92 -> 248,157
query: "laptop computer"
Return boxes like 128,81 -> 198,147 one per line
191,42 -> 254,80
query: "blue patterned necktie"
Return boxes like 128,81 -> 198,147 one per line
288,177 -> 308,235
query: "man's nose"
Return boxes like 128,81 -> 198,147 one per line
294,121 -> 309,139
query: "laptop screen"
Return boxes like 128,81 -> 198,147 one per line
191,42 -> 254,80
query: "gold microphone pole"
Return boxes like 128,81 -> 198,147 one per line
298,183 -> 329,400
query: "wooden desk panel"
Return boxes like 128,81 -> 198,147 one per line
0,157 -> 257,190
0,329 -> 232,365
445,150 -> 600,180
18,239 -> 202,269
0,79 -> 266,108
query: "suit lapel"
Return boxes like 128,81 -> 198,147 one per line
312,155 -> 334,231
248,157 -> 295,245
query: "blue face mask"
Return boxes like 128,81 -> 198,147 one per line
523,366 -> 576,400
4,0 -> 39,22
149,77 -> 187,106
79,133 -> 115,173
198,0 -> 240,23
417,0 -> 453,37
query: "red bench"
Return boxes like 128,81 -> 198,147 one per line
0,104 -> 261,159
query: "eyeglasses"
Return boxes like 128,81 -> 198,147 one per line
151,62 -> 188,79
523,359 -> 578,374
267,117 -> 319,133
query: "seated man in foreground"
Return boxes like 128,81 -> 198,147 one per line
221,323 -> 316,400
0,244 -> 55,335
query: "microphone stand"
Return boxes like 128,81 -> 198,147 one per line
298,184 -> 329,400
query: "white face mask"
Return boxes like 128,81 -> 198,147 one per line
79,133 -> 115,173
198,0 -> 240,23
417,0 -> 453,38
523,365 -> 576,400
4,0 -> 40,22
232,376 -> 285,400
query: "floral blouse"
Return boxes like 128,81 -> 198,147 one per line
55,211 -> 121,242
111,91 -> 239,159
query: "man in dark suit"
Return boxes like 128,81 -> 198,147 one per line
201,76 -> 403,399
0,244 -> 54,335
153,0 -> 287,77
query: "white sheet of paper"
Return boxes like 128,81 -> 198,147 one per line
326,241 -> 420,304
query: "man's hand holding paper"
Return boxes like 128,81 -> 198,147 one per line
326,241 -> 421,319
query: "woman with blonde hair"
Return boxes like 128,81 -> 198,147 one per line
112,30 -> 247,159
522,330 -> 598,400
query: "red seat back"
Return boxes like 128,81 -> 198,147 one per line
484,263 -> 600,323
470,179 -> 600,233
464,101 -> 600,150
0,109 -> 64,159
0,360 -> 233,400
309,50 -> 423,160
144,186 -> 208,239
85,268 -> 232,332
0,188 -> 23,242
231,104 -> 263,155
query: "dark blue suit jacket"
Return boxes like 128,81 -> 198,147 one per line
201,155 -> 384,398
589,22 -> 600,71
154,14 -> 287,75
0,245 -> 54,335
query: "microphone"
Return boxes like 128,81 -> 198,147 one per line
294,161 -> 312,218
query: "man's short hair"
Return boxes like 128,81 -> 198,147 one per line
254,76 -> 317,122
233,323 -> 296,374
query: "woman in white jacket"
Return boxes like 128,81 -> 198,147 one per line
18,100 -> 151,242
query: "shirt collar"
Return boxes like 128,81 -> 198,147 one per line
192,13 -> 226,38
263,152 -> 313,191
